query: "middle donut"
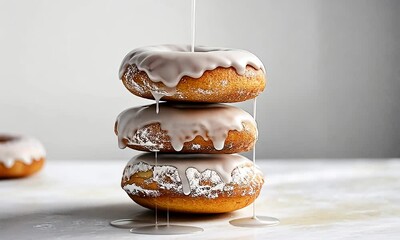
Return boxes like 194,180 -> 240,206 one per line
115,103 -> 257,154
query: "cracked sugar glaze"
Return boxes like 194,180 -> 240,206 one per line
0,135 -> 46,168
115,103 -> 256,151
122,153 -> 263,198
119,44 -> 265,88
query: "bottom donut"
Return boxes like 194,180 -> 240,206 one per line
121,153 -> 264,214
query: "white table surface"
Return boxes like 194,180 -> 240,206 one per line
1,159 -> 399,240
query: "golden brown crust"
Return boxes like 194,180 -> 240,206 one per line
117,122 -> 257,154
121,65 -> 266,103
129,194 -> 259,214
121,163 -> 264,214
0,158 -> 45,179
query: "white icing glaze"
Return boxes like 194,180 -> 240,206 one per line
115,103 -> 256,151
119,44 -> 265,88
122,153 -> 263,198
0,135 -> 46,168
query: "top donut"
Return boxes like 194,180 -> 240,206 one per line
119,44 -> 266,103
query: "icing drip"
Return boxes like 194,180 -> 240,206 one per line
150,87 -> 177,114
115,103 -> 256,151
0,135 -> 46,168
122,153 -> 263,197
191,0 -> 196,53
150,91 -> 163,114
252,97 -> 257,217
119,44 -> 265,88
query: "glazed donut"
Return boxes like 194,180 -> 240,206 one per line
0,135 -> 46,179
121,153 -> 264,214
115,103 -> 257,153
119,45 -> 266,103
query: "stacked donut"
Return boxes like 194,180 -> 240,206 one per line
115,45 -> 266,214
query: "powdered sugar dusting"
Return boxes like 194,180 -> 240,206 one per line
191,144 -> 201,150
123,183 -> 160,197
123,161 -> 152,180
121,153 -> 263,199
244,69 -> 257,77
124,127 -> 164,151
186,168 -> 225,198
196,89 -> 214,95
153,165 -> 183,192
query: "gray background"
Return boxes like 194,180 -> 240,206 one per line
0,0 -> 399,160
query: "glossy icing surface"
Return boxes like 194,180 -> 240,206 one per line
119,44 -> 265,88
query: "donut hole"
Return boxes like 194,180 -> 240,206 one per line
0,135 -> 17,143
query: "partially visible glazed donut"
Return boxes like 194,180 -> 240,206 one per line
121,153 -> 264,214
115,103 -> 257,153
0,135 -> 46,179
119,45 -> 266,103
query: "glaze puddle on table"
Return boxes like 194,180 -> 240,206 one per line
110,219 -> 146,229
110,213 -> 205,235
230,216 -> 280,227
130,224 -> 203,235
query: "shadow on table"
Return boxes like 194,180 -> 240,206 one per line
0,203 -> 235,239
